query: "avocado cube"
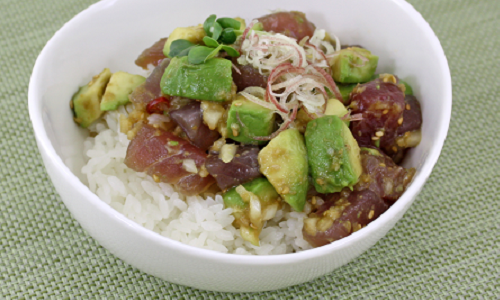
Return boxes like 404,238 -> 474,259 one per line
325,98 -> 349,126
360,147 -> 383,157
163,25 -> 206,58
330,47 -> 378,83
336,82 -> 357,103
223,177 -> 279,223
258,129 -> 308,212
100,72 -> 146,111
305,115 -> 362,193
400,80 -> 414,96
161,57 -> 233,102
231,17 -> 247,31
226,95 -> 276,145
71,68 -> 112,128
223,177 -> 280,245
297,99 -> 349,132
372,73 -> 414,95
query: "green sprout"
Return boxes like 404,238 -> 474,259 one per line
168,14 -> 241,65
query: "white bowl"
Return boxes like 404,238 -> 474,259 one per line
28,0 -> 451,292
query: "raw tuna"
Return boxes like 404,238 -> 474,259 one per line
349,78 -> 406,149
135,38 -> 167,70
205,145 -> 261,190
303,190 -> 388,247
397,95 -> 422,135
384,94 -> 423,162
169,102 -> 220,151
124,124 -> 214,195
231,58 -> 268,92
258,11 -> 316,41
130,58 -> 171,105
354,148 -> 415,203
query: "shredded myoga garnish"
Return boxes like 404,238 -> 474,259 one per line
72,10 -> 422,254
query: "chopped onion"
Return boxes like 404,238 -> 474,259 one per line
348,113 -> 364,122
249,196 -> 262,227
239,19 -> 257,52
200,101 -> 225,130
396,130 -> 422,148
239,226 -> 259,246
262,202 -> 279,221
309,29 -> 338,55
231,62 -> 242,75
147,113 -> 170,125
182,159 -> 198,174
219,144 -> 238,163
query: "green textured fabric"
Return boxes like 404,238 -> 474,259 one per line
1,0 -> 499,298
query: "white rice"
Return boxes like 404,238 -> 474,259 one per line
81,105 -> 312,255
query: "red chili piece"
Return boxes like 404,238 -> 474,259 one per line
146,96 -> 170,114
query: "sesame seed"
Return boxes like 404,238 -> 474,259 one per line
153,175 -> 160,183
398,117 -> 404,125
398,83 -> 406,93
406,104 -> 411,110
371,136 -> 379,140
375,131 -> 384,137
383,109 -> 389,114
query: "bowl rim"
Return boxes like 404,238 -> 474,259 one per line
28,0 -> 452,265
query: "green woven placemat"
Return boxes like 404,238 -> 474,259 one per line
1,0 -> 499,298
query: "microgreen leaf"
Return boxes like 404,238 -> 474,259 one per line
188,46 -> 214,64
205,44 -> 223,62
202,36 -> 219,48
203,14 -> 217,36
188,45 -> 222,64
217,17 -> 241,30
169,39 -> 196,57
211,22 -> 223,41
220,28 -> 237,44
234,29 -> 244,37
221,45 -> 239,57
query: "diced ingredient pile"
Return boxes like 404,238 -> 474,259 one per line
71,10 -> 422,248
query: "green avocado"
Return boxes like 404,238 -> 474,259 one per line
251,22 -> 264,31
226,94 -> 276,145
325,98 -> 349,126
161,56 -> 233,101
100,72 -> 146,111
336,82 -> 357,103
223,177 -> 279,224
223,177 -> 280,246
400,80 -> 414,96
305,115 -> 362,193
360,147 -> 383,157
258,129 -> 308,212
371,74 -> 414,96
71,68 -> 112,128
330,47 -> 378,83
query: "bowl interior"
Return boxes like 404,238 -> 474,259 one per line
29,0 -> 451,290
